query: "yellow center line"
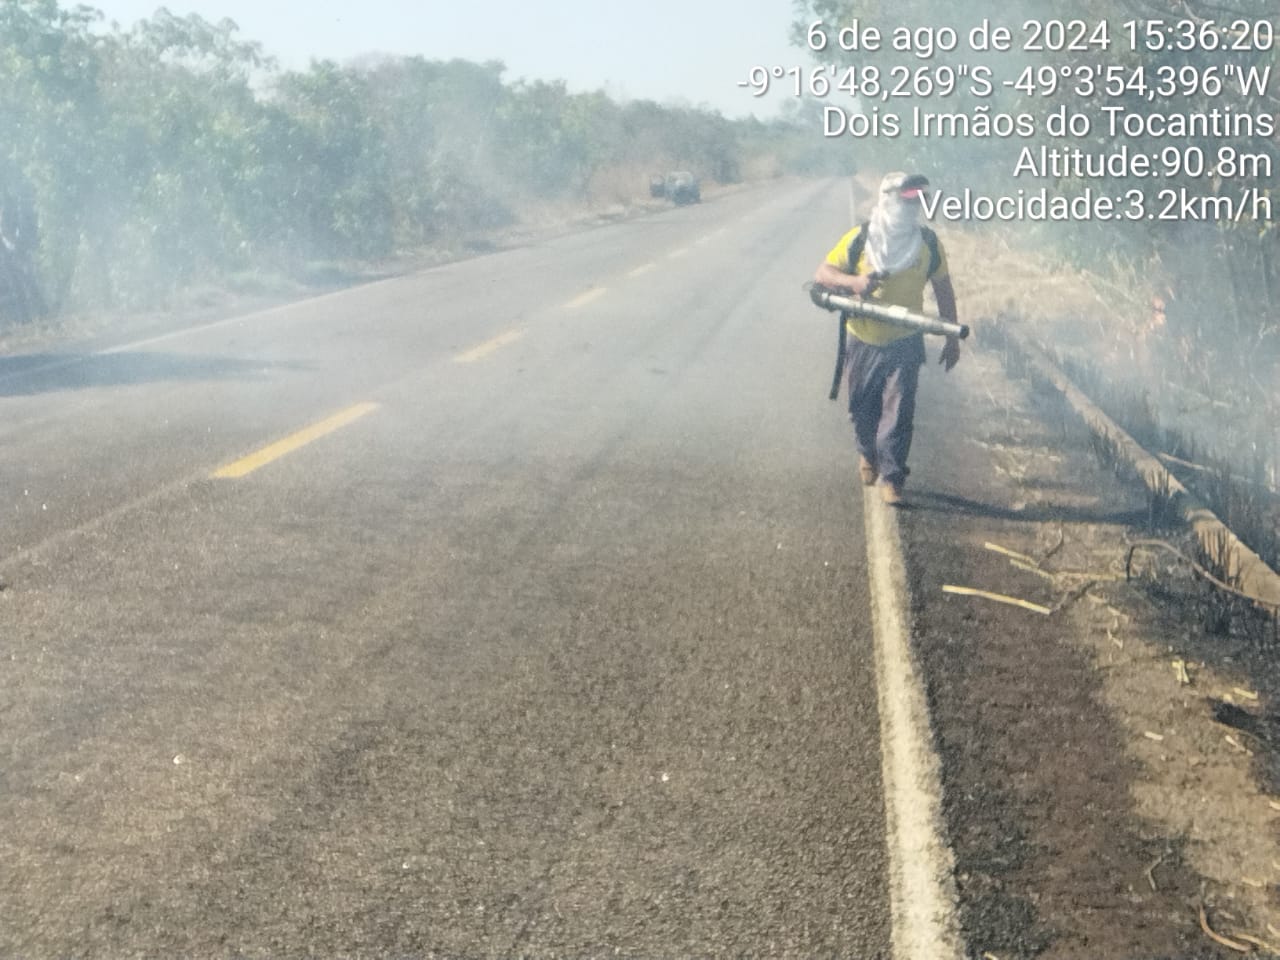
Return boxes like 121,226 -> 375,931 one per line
212,402 -> 380,479
628,263 -> 655,278
453,328 -> 524,364
564,287 -> 607,309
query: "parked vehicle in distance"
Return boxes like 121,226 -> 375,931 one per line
665,171 -> 700,205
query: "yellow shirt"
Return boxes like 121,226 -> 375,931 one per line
824,226 -> 949,346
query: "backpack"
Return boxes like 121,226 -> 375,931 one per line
847,222 -> 941,280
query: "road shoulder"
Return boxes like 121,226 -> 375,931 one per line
896,325 -> 1280,958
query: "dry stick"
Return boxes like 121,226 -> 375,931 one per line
1236,932 -> 1280,954
942,585 -> 1053,616
1225,735 -> 1252,756
1107,622 -> 1124,649
1158,451 -> 1280,497
1145,855 -> 1165,892
1199,903 -> 1253,954
1010,558 -> 1058,581
984,542 -> 1037,566
988,546 -> 1119,598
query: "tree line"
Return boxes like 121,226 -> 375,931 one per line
0,0 -> 844,324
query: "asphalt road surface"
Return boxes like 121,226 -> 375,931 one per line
2,179 -> 913,957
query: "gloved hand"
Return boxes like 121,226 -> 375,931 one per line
939,335 -> 961,372
863,270 -> 889,297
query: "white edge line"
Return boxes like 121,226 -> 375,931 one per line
864,491 -> 966,960
99,321 -> 244,355
99,278 -> 403,355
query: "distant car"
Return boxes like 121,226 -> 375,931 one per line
649,174 -> 667,198
666,171 -> 700,205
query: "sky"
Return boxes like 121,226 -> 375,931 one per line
87,0 -> 806,118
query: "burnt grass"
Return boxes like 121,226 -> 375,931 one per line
904,524 -> 1221,959
897,340 -> 1263,958
988,311 -> 1280,815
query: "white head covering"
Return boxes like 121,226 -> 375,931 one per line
865,171 -> 924,275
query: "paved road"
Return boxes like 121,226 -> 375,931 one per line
2,179 -> 900,957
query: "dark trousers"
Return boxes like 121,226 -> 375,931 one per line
845,333 -> 925,486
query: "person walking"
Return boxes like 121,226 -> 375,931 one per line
813,172 -> 961,505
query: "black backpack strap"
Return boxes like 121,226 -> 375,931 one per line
846,222 -> 869,273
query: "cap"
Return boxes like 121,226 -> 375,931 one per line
880,171 -> 930,199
